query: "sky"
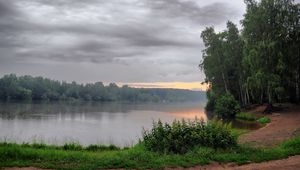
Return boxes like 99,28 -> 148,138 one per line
0,0 -> 247,91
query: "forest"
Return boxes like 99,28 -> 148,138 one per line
0,74 -> 205,102
200,0 -> 299,111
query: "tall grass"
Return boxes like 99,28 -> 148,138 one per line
257,117 -> 271,124
0,142 -> 121,152
236,112 -> 257,121
142,119 -> 237,154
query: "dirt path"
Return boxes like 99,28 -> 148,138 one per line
166,155 -> 300,170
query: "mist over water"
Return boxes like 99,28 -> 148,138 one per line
0,101 -> 207,146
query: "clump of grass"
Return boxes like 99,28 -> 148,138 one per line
86,144 -> 120,151
281,136 -> 300,150
236,112 -> 256,121
230,128 -> 250,137
142,119 -> 237,154
257,117 -> 271,124
63,143 -> 83,151
0,142 -> 121,152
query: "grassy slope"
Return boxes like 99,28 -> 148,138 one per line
1,136 -> 300,170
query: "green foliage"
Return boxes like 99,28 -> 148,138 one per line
63,143 -> 83,151
215,93 -> 241,118
142,119 -> 237,154
236,112 -> 256,121
0,142 -> 121,152
201,0 -> 300,107
0,74 -> 206,102
205,89 -> 216,111
281,136 -> 300,150
86,144 -> 120,151
257,117 -> 271,124
1,136 -> 300,169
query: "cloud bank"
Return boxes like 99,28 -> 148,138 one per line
0,0 -> 245,84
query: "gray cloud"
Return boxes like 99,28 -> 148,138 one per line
0,0 -> 245,83
0,1 -> 19,17
145,0 -> 238,25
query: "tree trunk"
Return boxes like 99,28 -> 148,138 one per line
239,81 -> 244,106
298,43 -> 300,103
263,103 -> 273,114
221,72 -> 229,93
246,87 -> 250,105
267,82 -> 272,104
296,72 -> 299,103
260,89 -> 264,104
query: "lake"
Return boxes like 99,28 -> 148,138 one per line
0,101 -> 208,146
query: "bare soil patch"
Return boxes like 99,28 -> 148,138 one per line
166,155 -> 300,170
239,104 -> 300,147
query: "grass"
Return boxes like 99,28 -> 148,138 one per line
230,128 -> 250,137
143,119 -> 237,154
235,112 -> 271,125
1,136 -> 300,170
236,112 -> 257,121
257,117 -> 271,124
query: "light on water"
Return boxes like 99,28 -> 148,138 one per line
0,101 -> 207,146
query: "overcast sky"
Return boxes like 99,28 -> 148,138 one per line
0,0 -> 246,89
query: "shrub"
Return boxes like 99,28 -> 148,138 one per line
257,117 -> 271,124
63,143 -> 82,151
86,144 -> 120,151
205,89 -> 216,111
236,112 -> 256,121
142,119 -> 237,154
281,136 -> 300,150
215,93 -> 240,118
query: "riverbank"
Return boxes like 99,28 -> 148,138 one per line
1,136 -> 300,170
239,104 -> 300,147
1,104 -> 300,170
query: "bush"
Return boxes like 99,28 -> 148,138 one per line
215,93 -> 240,118
236,112 -> 256,121
257,117 -> 271,124
205,89 -> 216,111
86,144 -> 120,151
63,143 -> 82,151
142,119 -> 237,154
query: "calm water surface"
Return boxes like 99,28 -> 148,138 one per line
0,101 -> 207,146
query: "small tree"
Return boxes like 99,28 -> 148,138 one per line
215,93 -> 240,118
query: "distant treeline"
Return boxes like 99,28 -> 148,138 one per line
200,0 -> 299,110
0,74 -> 205,102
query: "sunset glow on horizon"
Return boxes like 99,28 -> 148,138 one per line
119,82 -> 209,91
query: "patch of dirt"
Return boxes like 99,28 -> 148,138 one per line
166,155 -> 300,170
239,104 -> 300,147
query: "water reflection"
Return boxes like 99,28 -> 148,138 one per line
0,101 -> 206,146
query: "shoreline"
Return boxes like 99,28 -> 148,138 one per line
239,104 -> 300,147
1,104 -> 300,170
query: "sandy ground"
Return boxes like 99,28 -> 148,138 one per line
166,155 -> 300,170
239,104 -> 300,147
3,104 -> 300,170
